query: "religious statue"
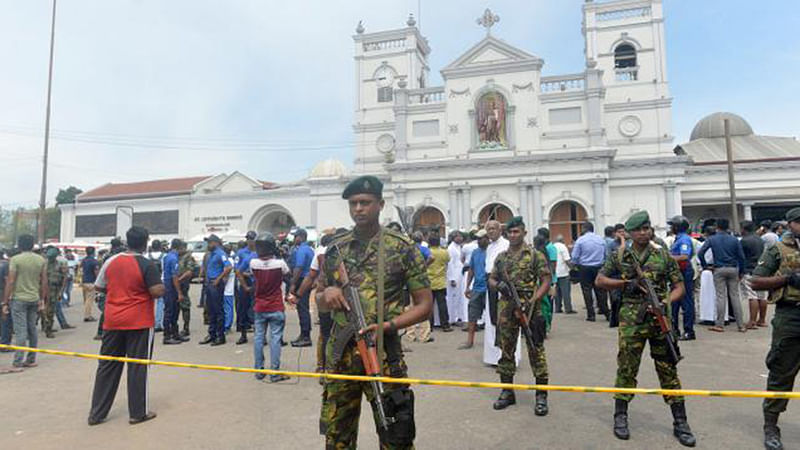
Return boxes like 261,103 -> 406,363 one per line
477,92 -> 507,149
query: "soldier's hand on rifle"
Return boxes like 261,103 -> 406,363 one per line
786,272 -> 800,289
496,281 -> 511,297
323,286 -> 350,312
359,321 -> 389,337
623,279 -> 643,297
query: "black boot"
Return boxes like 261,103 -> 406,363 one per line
236,331 -> 248,345
670,402 -> 696,447
493,375 -> 516,410
534,378 -> 548,416
163,326 -> 181,345
613,399 -> 630,440
764,412 -> 783,450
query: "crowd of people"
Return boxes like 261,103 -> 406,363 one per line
2,190 -> 799,449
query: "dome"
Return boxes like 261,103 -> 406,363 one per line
690,112 -> 754,141
309,158 -> 348,178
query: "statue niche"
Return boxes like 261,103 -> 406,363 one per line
476,91 -> 508,150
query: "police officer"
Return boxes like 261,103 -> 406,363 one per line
751,207 -> 800,450
488,216 -> 552,415
596,211 -> 696,447
177,241 -> 199,337
668,215 -> 696,340
162,239 -> 185,345
320,175 -> 433,449
234,231 -> 258,345
199,235 -> 233,346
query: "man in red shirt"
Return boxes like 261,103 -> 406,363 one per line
88,226 -> 165,426
250,232 -> 291,383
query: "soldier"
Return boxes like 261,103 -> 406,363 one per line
43,246 -> 73,338
320,175 -> 433,449
596,211 -> 696,447
488,217 -> 552,415
177,241 -> 199,337
750,207 -> 800,450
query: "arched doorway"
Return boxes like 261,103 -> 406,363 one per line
478,203 -> 513,226
252,205 -> 296,238
549,201 -> 588,246
413,206 -> 445,237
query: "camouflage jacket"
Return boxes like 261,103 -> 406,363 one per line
491,243 -> 550,302
46,258 -> 67,289
600,240 -> 682,304
178,252 -> 199,279
754,235 -> 800,303
324,227 -> 430,329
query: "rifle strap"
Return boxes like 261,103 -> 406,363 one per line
377,227 -> 386,372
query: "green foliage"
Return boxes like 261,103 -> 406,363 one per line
55,186 -> 82,205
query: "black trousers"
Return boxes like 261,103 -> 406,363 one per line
89,328 -> 154,421
163,285 -> 179,337
579,265 -> 608,319
206,283 -> 225,339
236,279 -> 254,332
429,289 -> 449,328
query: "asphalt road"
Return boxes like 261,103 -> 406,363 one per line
1,285 -> 796,449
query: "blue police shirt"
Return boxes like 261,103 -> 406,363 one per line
469,247 -> 488,293
235,248 -> 257,275
82,256 -> 99,283
206,247 -> 232,281
670,232 -> 694,273
293,242 -> 314,278
162,250 -> 179,284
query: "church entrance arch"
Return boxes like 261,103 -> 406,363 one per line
478,203 -> 513,227
250,204 -> 296,238
413,206 -> 445,236
549,201 -> 588,246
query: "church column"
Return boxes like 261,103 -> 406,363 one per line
394,186 -> 407,209
394,81 -> 409,160
448,186 -> 459,230
585,61 -> 605,147
530,181 -> 543,227
592,178 -> 607,231
461,185 -> 472,229
517,182 -> 529,228
663,181 -> 677,219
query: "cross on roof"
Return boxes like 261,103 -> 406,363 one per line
476,8 -> 500,35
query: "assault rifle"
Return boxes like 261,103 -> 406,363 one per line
332,248 -> 394,431
632,262 -> 682,365
499,264 -> 538,359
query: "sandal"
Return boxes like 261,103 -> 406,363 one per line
708,326 -> 725,332
746,323 -> 758,330
757,322 -> 768,327
738,327 -> 747,333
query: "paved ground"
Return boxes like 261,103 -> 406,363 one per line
1,285 -> 797,449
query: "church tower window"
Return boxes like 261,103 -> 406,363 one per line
614,44 -> 637,68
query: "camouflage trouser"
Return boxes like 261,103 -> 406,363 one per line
764,304 -> 800,414
322,340 -> 413,450
614,302 -> 683,404
496,297 -> 548,380
42,291 -> 59,333
179,286 -> 191,330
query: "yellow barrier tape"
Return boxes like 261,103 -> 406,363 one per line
1,344 -> 797,399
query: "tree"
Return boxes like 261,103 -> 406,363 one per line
56,186 -> 83,205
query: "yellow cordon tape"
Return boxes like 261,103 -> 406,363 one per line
1,344 -> 797,399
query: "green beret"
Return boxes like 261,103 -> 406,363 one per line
786,207 -> 800,223
342,175 -> 383,199
505,216 -> 525,230
625,210 -> 651,231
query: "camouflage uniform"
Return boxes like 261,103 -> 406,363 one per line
321,228 -> 429,450
43,258 -> 67,334
754,235 -> 800,415
492,244 -> 550,381
178,251 -> 199,333
600,242 -> 684,404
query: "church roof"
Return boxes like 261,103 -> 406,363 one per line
441,35 -> 543,79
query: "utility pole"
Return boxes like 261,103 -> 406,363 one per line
38,0 -> 58,244
724,118 -> 739,232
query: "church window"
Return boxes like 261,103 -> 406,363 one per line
614,44 -> 637,68
377,86 -> 393,103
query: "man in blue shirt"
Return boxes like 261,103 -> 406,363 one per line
161,239 -> 185,345
571,222 -> 608,322
199,234 -> 233,346
698,218 -> 746,332
234,231 -> 258,345
668,216 -> 696,340
460,230 -> 489,349
81,247 -> 100,322
288,228 -> 315,347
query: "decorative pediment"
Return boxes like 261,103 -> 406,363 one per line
441,36 -> 543,80
214,171 -> 264,193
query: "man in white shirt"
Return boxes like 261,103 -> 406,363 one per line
553,235 -> 575,314
483,220 -> 510,365
446,231 -> 464,325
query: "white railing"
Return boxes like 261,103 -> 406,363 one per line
596,7 -> 651,22
540,74 -> 585,93
408,87 -> 445,104
615,67 -> 638,82
363,38 -> 406,52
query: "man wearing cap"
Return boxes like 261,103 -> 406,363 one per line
289,228 -> 315,347
199,234 -> 233,346
751,207 -> 800,450
320,175 -> 433,449
488,216 -> 552,415
668,215 -> 696,341
596,210 -> 696,447
234,231 -> 258,345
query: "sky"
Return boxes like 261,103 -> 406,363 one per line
0,0 -> 798,208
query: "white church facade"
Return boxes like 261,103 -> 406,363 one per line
59,0 -> 800,244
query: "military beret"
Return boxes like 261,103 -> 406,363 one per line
625,210 -> 651,231
342,175 -> 383,199
786,207 -> 800,223
505,216 -> 526,230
